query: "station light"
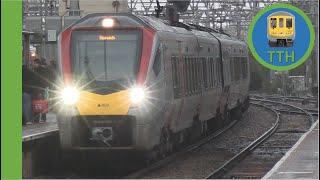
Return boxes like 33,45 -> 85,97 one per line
130,86 -> 146,104
102,18 -> 114,28
60,86 -> 80,105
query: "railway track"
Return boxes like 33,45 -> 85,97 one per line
127,95 -> 317,179
205,101 -> 280,179
124,102 -> 279,179
250,94 -> 318,115
250,94 -> 318,106
206,96 -> 316,179
124,118 -> 239,178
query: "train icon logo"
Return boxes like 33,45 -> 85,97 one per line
267,11 -> 295,47
248,3 -> 315,71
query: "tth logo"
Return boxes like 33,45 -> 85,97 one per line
248,3 -> 315,71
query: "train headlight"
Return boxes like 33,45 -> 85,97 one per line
60,86 -> 80,105
102,18 -> 114,28
130,87 -> 146,104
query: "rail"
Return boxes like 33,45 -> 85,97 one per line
125,118 -> 240,178
205,101 -> 280,178
206,96 -> 315,178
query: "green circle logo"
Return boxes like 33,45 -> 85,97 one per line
248,3 -> 315,71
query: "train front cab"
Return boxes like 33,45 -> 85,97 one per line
56,14 -> 162,152
267,12 -> 295,47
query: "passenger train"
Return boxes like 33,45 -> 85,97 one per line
56,13 -> 250,157
268,11 -> 295,47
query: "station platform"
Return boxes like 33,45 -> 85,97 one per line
23,112 -> 58,142
263,120 -> 319,179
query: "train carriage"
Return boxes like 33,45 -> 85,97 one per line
56,13 -> 250,157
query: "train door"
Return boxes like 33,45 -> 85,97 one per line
163,38 -> 185,132
148,39 -> 170,148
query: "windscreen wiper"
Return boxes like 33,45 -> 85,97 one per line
84,57 -> 95,81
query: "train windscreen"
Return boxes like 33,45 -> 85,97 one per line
71,30 -> 142,94
270,18 -> 277,29
286,18 -> 293,28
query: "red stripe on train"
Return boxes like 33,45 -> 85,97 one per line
60,28 -> 73,84
137,27 -> 155,85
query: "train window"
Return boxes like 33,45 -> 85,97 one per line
241,59 -> 244,78
181,57 -> 185,95
212,60 -> 215,87
242,57 -> 245,79
215,58 -> 219,85
214,59 -> 217,86
72,30 -> 142,93
194,58 -> 198,93
245,58 -> 248,78
192,59 -> 195,93
77,41 -> 105,82
189,57 -> 192,94
207,58 -> 211,88
190,57 -> 194,94
243,57 -> 248,79
228,60 -> 232,83
235,58 -> 241,81
212,59 -> 216,87
181,57 -> 185,97
286,18 -> 292,28
218,61 -> 221,85
232,57 -> 239,81
209,58 -> 214,88
197,58 -> 201,92
180,57 -> 184,97
279,18 -> 284,28
198,58 -> 203,92
179,57 -> 183,96
202,58 -> 208,89
217,58 -> 221,85
206,58 -> 209,88
153,48 -> 161,76
184,57 -> 188,95
270,18 -> 277,29
211,58 -> 215,87
192,58 -> 196,93
233,59 -> 237,81
209,57 -> 214,87
234,59 -> 237,81
185,57 -> 190,95
171,56 -> 179,98
189,59 -> 192,94
181,57 -> 185,96
233,58 -> 237,81
202,59 -> 205,89
240,58 -> 244,79
229,58 -> 234,82
195,58 -> 199,93
183,57 -> 187,95
237,59 -> 240,80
